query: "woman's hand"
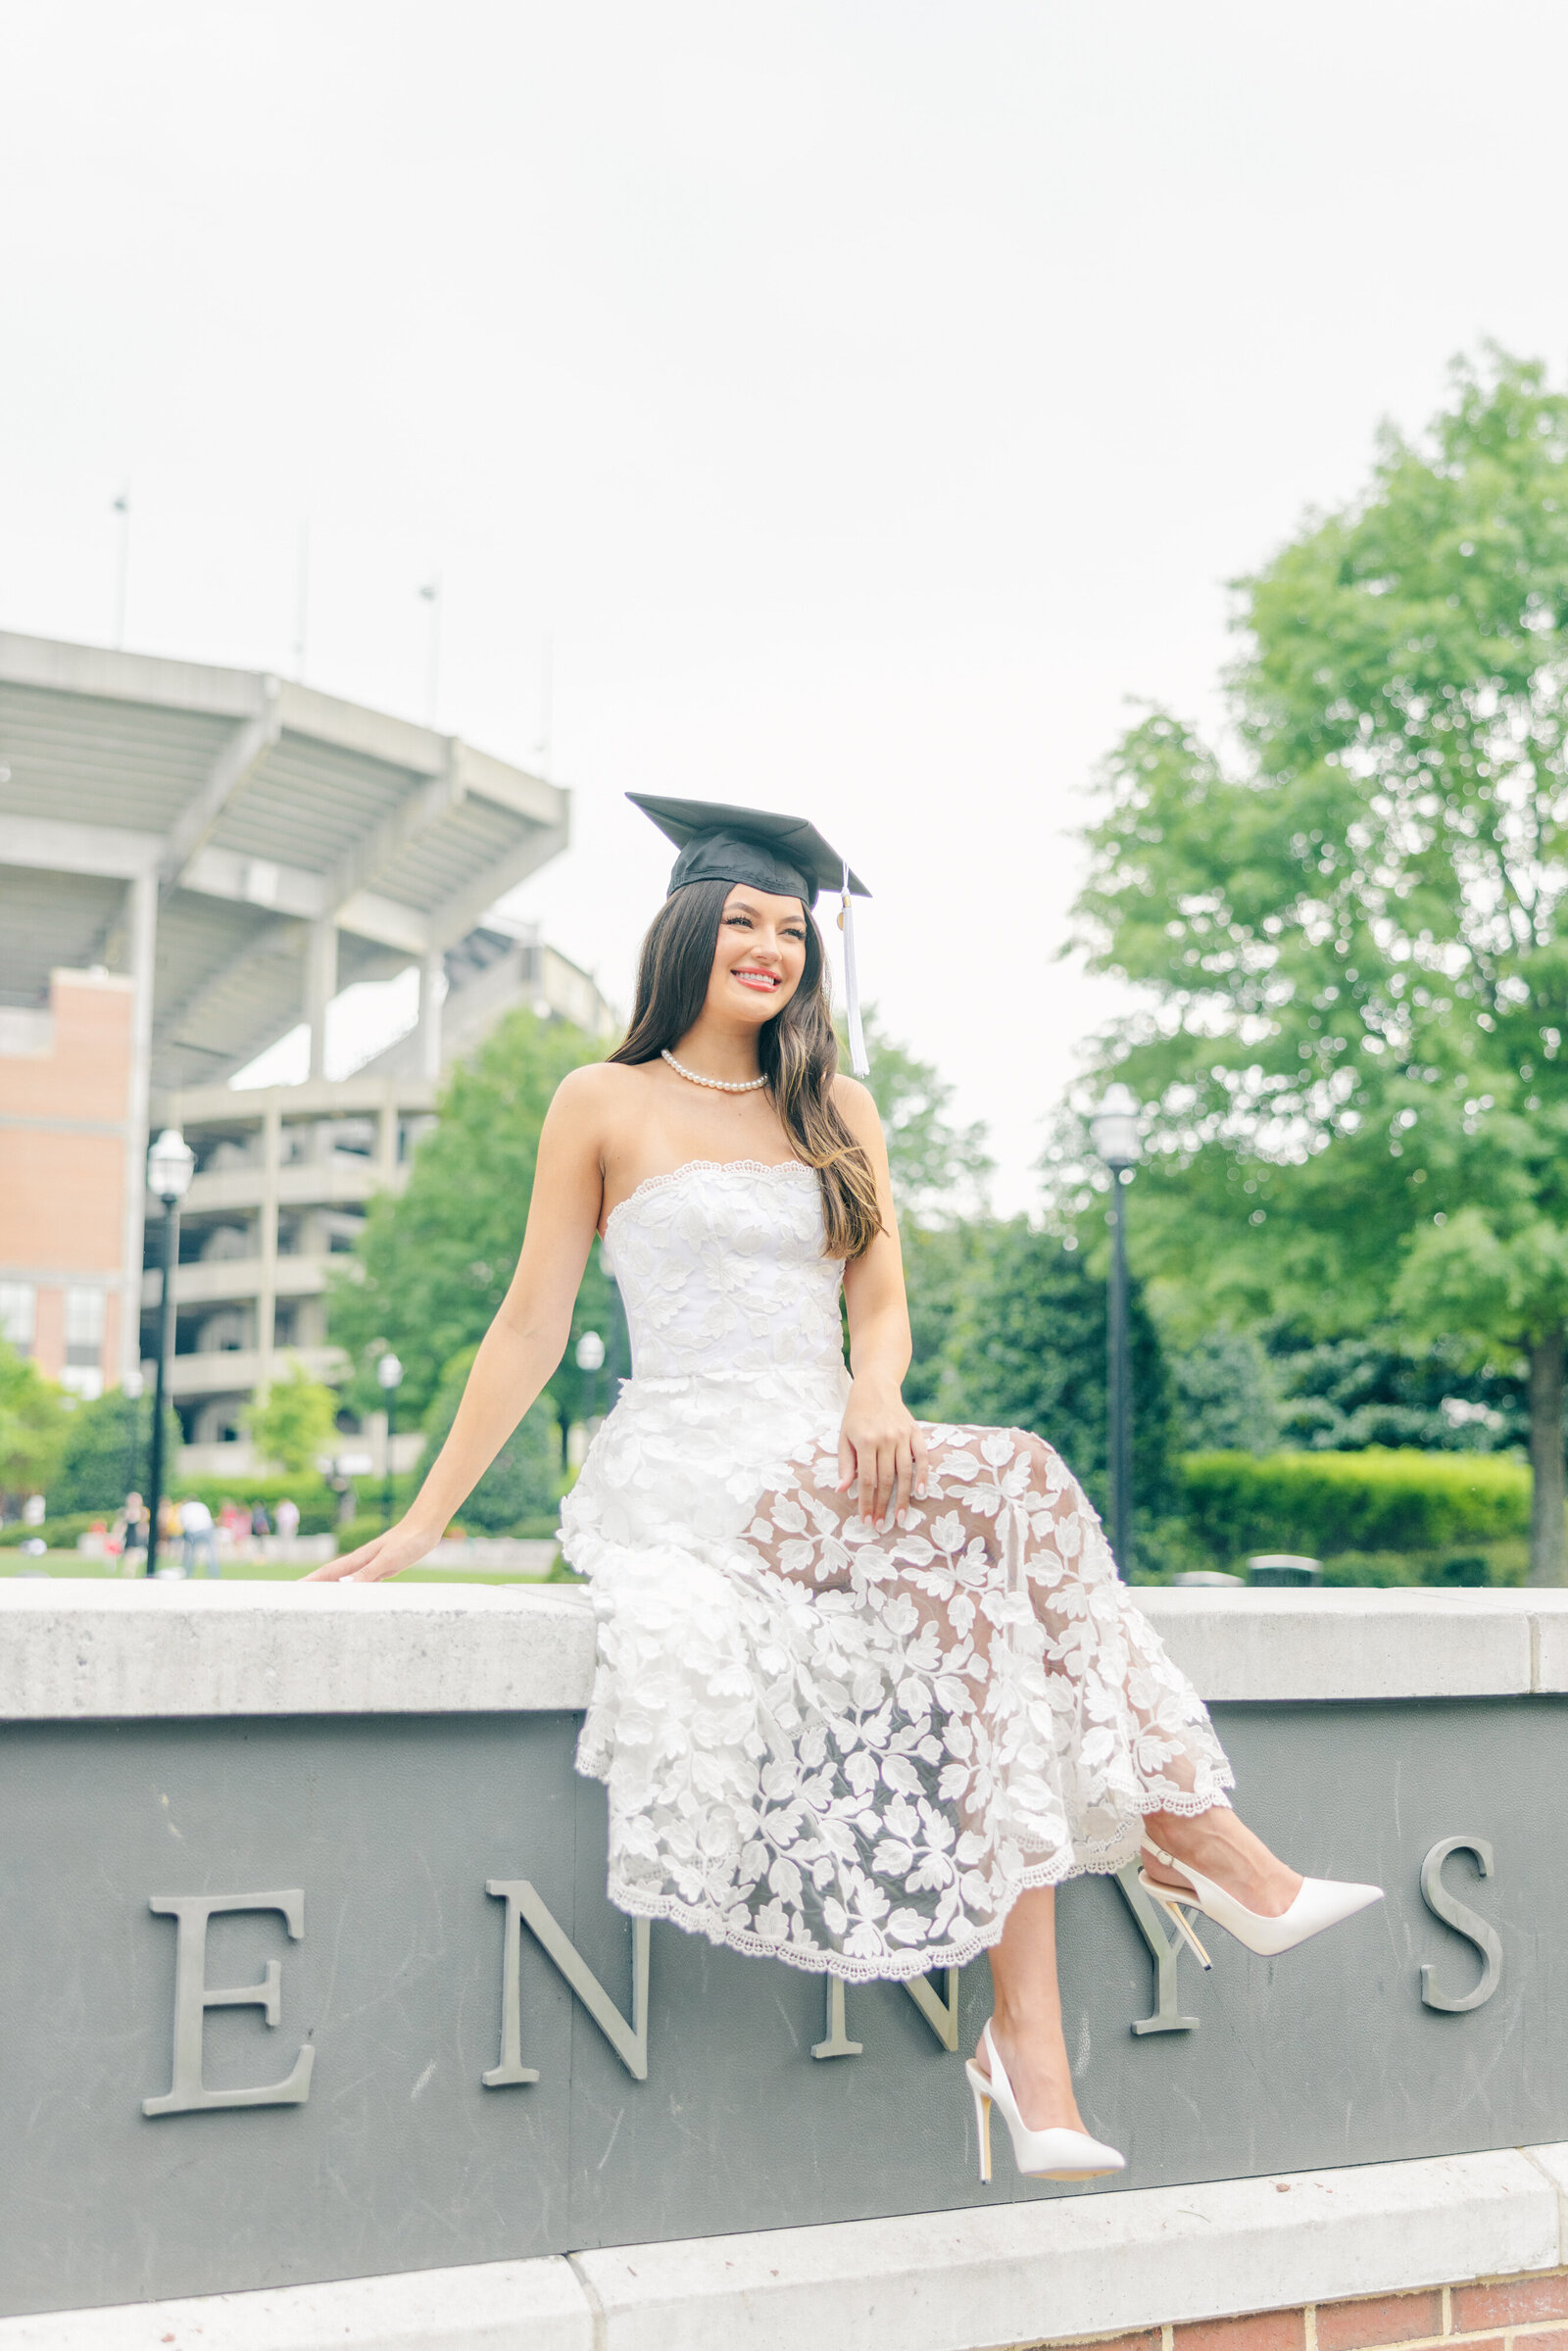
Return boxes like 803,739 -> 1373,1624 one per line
837,1378 -> 928,1533
303,1518 -> 442,1584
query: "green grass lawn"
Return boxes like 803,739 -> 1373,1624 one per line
9,1542 -> 1523,1592
0,1553 -> 567,1588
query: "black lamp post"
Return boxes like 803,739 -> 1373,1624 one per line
1090,1085 -> 1142,1580
122,1366 -> 144,1501
376,1351 -> 403,1529
143,1129 -> 195,1577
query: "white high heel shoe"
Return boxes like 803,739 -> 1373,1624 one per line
964,2022 -> 1126,2184
1137,1835 -> 1383,1969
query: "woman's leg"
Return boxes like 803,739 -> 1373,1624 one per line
977,1809 -> 1304,2132
974,1887 -> 1088,2132
977,1811 -> 1300,2136
1142,1804 -> 1301,1916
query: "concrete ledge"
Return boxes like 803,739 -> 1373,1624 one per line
5,1581 -> 1568,1722
0,2255 -> 591,2350
573,2146 -> 1563,2351
0,1579 -> 598,1720
1138,1587 -> 1568,1702
5,2145 -> 1563,2351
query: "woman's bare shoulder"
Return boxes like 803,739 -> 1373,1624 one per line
549,1058 -> 654,1129
830,1072 -> 881,1134
555,1058 -> 646,1099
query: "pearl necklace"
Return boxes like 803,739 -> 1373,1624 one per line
661,1047 -> 767,1094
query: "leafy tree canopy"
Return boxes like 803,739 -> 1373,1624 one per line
0,1342 -> 71,1502
1267,1324 -> 1523,1454
1170,1332 -> 1282,1456
938,1220 -> 1172,1527
1061,349 -> 1568,1575
421,1346 -> 560,1532
850,1007 -> 993,1223
840,1009 -> 994,1419
50,1384 -> 181,1515
246,1360 -> 341,1477
329,1009 -> 611,1427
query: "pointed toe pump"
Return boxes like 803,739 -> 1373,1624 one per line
964,2024 -> 1126,2184
1137,1836 -> 1384,1970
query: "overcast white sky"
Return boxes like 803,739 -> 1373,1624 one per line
5,2 -> 1568,1209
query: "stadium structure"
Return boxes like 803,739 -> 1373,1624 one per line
0,631 -> 612,1479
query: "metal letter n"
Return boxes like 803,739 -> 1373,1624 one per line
811,1970 -> 961,2060
484,1879 -> 650,2085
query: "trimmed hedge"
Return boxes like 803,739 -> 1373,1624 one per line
1178,1448 -> 1530,1563
0,1512 -> 102,1550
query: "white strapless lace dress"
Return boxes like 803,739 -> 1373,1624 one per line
561,1159 -> 1233,1983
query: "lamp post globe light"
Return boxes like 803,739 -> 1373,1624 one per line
143,1130 -> 195,1579
376,1351 -> 403,1531
575,1329 -> 606,1432
1089,1085 -> 1142,1581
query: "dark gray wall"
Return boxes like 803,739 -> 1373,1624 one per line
1,1699 -> 1561,2318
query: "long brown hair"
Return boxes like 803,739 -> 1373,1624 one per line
610,877 -> 882,1258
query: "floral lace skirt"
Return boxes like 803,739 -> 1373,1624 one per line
560,1369 -> 1233,1982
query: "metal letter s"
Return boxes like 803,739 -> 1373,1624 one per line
1419,1837 -> 1502,2013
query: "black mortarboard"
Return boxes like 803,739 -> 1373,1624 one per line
627,792 -> 871,1074
627,793 -> 870,911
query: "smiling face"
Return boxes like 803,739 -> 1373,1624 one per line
704,882 -> 809,1026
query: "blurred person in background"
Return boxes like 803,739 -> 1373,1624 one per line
180,1496 -> 218,1578
118,1494 -> 147,1574
275,1495 -> 300,1543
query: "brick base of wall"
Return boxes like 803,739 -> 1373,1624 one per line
1049,2268 -> 1568,2351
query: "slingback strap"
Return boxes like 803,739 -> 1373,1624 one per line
1140,1876 -> 1214,1970
1141,1835 -> 1202,1896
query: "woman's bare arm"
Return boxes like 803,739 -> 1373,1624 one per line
836,1079 -> 929,1533
306,1066 -> 611,1583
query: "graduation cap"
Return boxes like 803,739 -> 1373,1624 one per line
627,793 -> 870,1075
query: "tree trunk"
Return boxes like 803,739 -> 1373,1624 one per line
1528,1327 -> 1568,1587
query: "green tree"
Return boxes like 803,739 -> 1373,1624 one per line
421,1345 -> 561,1531
941,1222 -> 1173,1537
329,1009 -> 609,1427
1170,1332 -> 1281,1455
0,1342 -> 70,1503
850,1007 -> 993,1221
1267,1323 -> 1522,1453
900,1221 -> 990,1418
843,1009 -> 994,1416
246,1360 -> 340,1477
50,1384 -> 182,1515
1394,1211 -> 1568,1568
1069,350 -> 1568,1581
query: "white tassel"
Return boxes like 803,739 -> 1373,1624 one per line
838,861 -> 869,1078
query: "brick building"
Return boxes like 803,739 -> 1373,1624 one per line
0,632 -> 611,1475
0,968 -> 138,1397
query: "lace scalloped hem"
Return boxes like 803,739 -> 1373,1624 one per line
580,1773 -> 1236,1985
